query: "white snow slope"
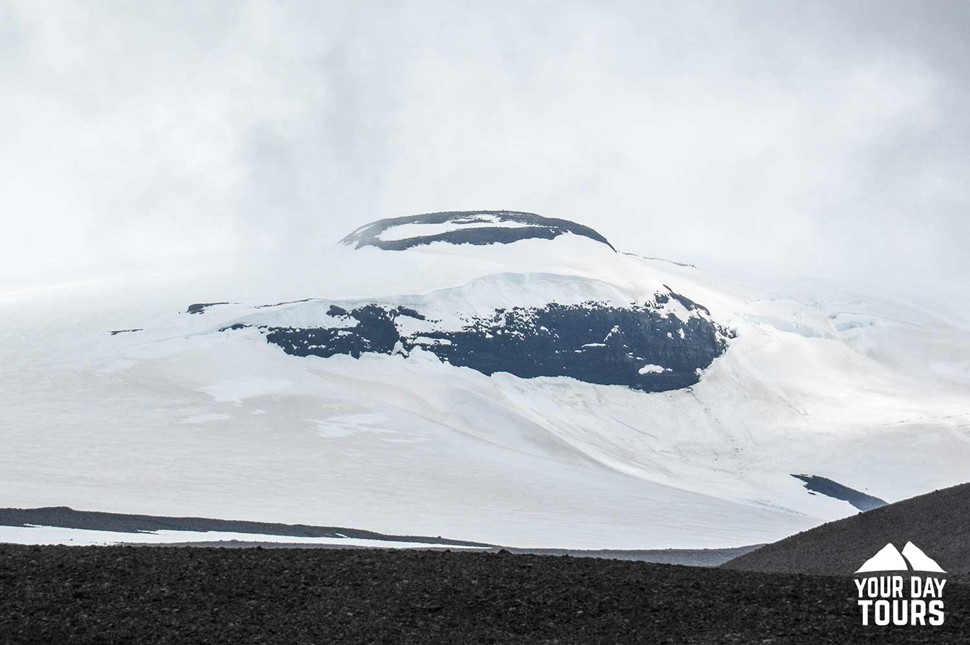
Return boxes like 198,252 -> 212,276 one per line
1,227 -> 968,549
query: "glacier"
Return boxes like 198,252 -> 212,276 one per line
1,211 -> 968,550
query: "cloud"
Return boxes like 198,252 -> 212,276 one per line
1,0 -> 967,307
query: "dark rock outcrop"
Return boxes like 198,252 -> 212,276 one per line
249,297 -> 730,393
187,302 -> 229,315
791,474 -> 887,512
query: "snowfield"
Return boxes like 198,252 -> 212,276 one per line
1,217 -> 968,549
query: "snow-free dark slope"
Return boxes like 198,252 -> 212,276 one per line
722,482 -> 970,575
341,210 -> 616,251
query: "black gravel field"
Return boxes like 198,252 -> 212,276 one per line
1,545 -> 967,644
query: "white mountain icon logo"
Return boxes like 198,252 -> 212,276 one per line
855,542 -> 946,574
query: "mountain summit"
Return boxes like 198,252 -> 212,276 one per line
210,214 -> 730,393
341,210 -> 616,251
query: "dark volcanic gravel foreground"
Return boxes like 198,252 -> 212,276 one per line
1,545 -> 967,644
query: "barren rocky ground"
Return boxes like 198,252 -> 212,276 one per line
1,545 -> 967,644
724,483 -> 970,576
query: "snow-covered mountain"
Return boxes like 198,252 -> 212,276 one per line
1,211 -> 968,549
224,212 -> 730,394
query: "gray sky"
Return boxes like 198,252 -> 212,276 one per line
1,1 -> 967,305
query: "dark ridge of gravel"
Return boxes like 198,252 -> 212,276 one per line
124,542 -> 758,566
502,545 -> 761,566
724,482 -> 970,576
0,507 -> 492,548
1,545 -> 966,644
